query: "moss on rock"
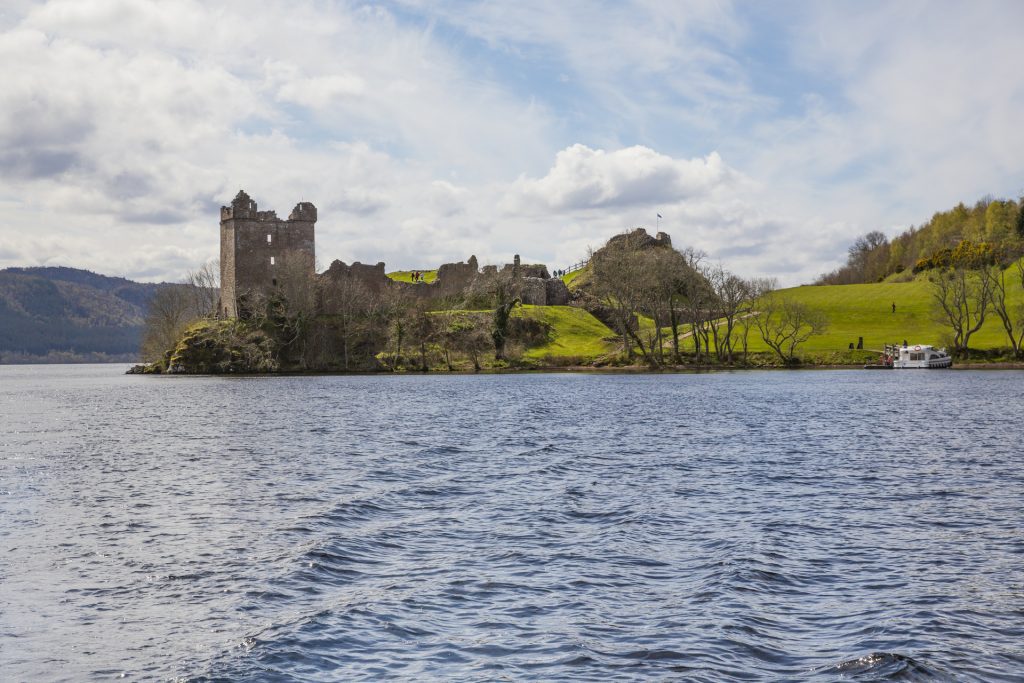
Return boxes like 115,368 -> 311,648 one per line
166,320 -> 278,374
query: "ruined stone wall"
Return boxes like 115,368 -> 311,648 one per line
220,190 -> 316,317
433,255 -> 479,298
502,263 -> 550,279
518,277 -> 548,306
320,260 -> 392,295
545,278 -> 570,306
605,227 -> 671,252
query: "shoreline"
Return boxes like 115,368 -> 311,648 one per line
8,359 -> 1023,372
117,360 -> 1024,376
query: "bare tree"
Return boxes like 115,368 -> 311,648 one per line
708,265 -> 753,363
633,247 -> 692,365
447,314 -> 491,371
929,266 -> 992,358
987,263 -> 1024,357
754,293 -> 827,364
589,243 -> 643,360
677,253 -> 715,361
738,277 -> 775,363
666,248 -> 705,362
321,275 -> 379,370
380,285 -> 416,369
983,262 -> 1024,358
141,285 -> 196,362
433,310 -> 459,370
186,259 -> 220,319
406,299 -> 436,371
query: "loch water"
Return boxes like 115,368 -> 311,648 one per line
1,365 -> 1023,681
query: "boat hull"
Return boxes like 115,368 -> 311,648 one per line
893,358 -> 953,369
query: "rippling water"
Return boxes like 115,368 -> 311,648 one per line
2,365 -> 1023,681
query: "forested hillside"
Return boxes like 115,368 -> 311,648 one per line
819,197 -> 1024,284
0,267 -> 165,362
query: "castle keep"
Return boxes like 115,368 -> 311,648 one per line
219,190 -> 316,318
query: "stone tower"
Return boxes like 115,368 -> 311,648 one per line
219,190 -> 316,318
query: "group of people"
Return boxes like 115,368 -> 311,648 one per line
410,270 -> 427,282
553,268 -> 568,277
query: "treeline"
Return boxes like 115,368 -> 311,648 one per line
819,197 -> 1024,285
581,230 -> 825,366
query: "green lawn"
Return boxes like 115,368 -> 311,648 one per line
515,305 -> 617,361
387,270 -> 437,283
762,265 -> 1023,352
561,269 -> 584,286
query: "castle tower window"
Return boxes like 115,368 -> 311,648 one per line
267,234 -> 272,244
270,256 -> 275,266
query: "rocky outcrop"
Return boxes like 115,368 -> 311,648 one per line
165,320 -> 278,374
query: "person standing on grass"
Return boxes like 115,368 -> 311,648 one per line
892,302 -> 896,313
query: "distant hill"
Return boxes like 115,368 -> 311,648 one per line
0,267 -> 169,363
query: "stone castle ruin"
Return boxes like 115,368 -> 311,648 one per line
219,190 -> 317,318
219,190 -> 569,316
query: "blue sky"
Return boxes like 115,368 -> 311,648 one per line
1,0 -> 1023,284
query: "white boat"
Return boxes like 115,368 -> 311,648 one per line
893,344 -> 952,369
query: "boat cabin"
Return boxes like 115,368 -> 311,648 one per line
893,344 -> 952,369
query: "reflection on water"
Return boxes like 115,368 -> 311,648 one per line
1,365 -> 1023,681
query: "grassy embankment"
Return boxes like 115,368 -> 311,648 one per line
549,265 -> 1024,365
759,267 -> 1023,355
515,305 -> 618,364
560,270 -> 584,286
387,270 -> 438,283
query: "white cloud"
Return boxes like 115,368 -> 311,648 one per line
505,144 -> 735,213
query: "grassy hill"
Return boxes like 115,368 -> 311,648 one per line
516,305 -> 617,363
749,266 -> 1023,355
549,263 -> 1022,362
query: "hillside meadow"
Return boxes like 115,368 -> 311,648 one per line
761,269 -> 1023,355
508,269 -> 1024,365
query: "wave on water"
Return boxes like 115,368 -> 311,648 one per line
816,652 -> 953,681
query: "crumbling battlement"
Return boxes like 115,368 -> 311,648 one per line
320,260 -> 391,295
605,227 -> 672,251
433,255 -> 479,297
